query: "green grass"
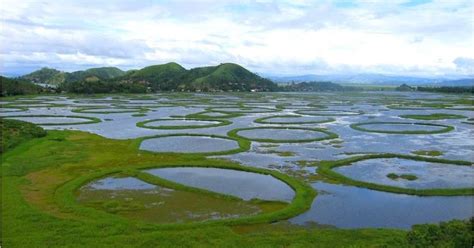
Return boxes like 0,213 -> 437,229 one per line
136,118 -> 231,130
228,126 -> 338,143
411,150 -> 443,157
136,133 -> 251,156
400,113 -> 467,120
0,119 -> 46,153
0,115 -> 101,125
1,129 -> 413,247
350,122 -> 454,134
316,153 -> 473,196
254,115 -> 335,124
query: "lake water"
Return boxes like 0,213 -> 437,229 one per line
145,167 -> 295,201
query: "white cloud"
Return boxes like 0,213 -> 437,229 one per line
0,0 -> 473,77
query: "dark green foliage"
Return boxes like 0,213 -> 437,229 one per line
124,62 -> 277,92
406,218 -> 473,248
188,63 -> 277,92
59,80 -> 148,94
127,62 -> 187,91
400,113 -> 467,120
417,86 -> 473,94
1,76 -> 44,96
387,173 -> 418,181
0,119 -> 46,153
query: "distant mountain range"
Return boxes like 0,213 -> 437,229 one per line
19,62 -> 277,92
11,63 -> 474,94
269,74 -> 474,86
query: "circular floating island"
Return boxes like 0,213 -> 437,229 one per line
1,115 -> 101,125
209,107 -> 279,114
0,106 -> 27,113
295,109 -> 362,116
69,164 -> 314,225
335,158 -> 474,189
317,154 -> 473,196
137,118 -> 230,130
139,134 -> 249,155
399,113 -> 467,120
73,107 -> 145,114
350,121 -> 454,134
255,115 -> 334,124
229,126 -> 338,143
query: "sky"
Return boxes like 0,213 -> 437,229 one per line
1,0 -> 473,77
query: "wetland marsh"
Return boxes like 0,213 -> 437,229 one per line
1,91 -> 473,247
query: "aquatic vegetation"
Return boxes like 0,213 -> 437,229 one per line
2,115 -> 101,125
229,126 -> 338,143
254,115 -> 335,124
136,118 -> 230,130
400,113 -> 467,120
316,154 -> 473,196
386,173 -> 418,181
411,150 -> 443,157
350,122 -> 454,134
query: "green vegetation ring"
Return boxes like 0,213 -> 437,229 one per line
184,110 -> 244,119
254,115 -> 335,125
136,133 -> 251,156
295,109 -> 363,116
0,106 -> 28,113
350,121 -> 454,134
72,107 -> 147,114
56,163 -> 316,228
228,126 -> 338,143
136,118 -> 231,130
0,115 -> 101,126
208,107 -> 280,114
399,113 -> 467,120
317,153 -> 473,196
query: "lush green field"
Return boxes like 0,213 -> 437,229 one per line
0,124 -> 415,247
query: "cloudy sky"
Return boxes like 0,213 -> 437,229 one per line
1,0 -> 473,77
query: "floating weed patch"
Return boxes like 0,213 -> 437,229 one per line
295,109 -> 362,116
386,173 -> 418,181
254,115 -> 335,124
72,107 -> 147,114
138,133 -> 250,156
229,126 -> 338,143
137,118 -> 230,130
400,113 -> 467,120
350,121 -> 454,134
1,115 -> 101,125
411,150 -> 443,157
316,153 -> 473,196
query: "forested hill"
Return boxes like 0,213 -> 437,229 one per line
1,76 -> 44,96
20,67 -> 126,86
54,62 -> 277,93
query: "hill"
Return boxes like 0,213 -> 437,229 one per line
20,67 -> 66,85
1,76 -> 44,96
116,62 -> 277,92
20,67 -> 125,85
67,67 -> 126,82
187,63 -> 276,91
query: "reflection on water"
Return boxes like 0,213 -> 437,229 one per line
290,182 -> 474,229
146,167 -> 295,202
